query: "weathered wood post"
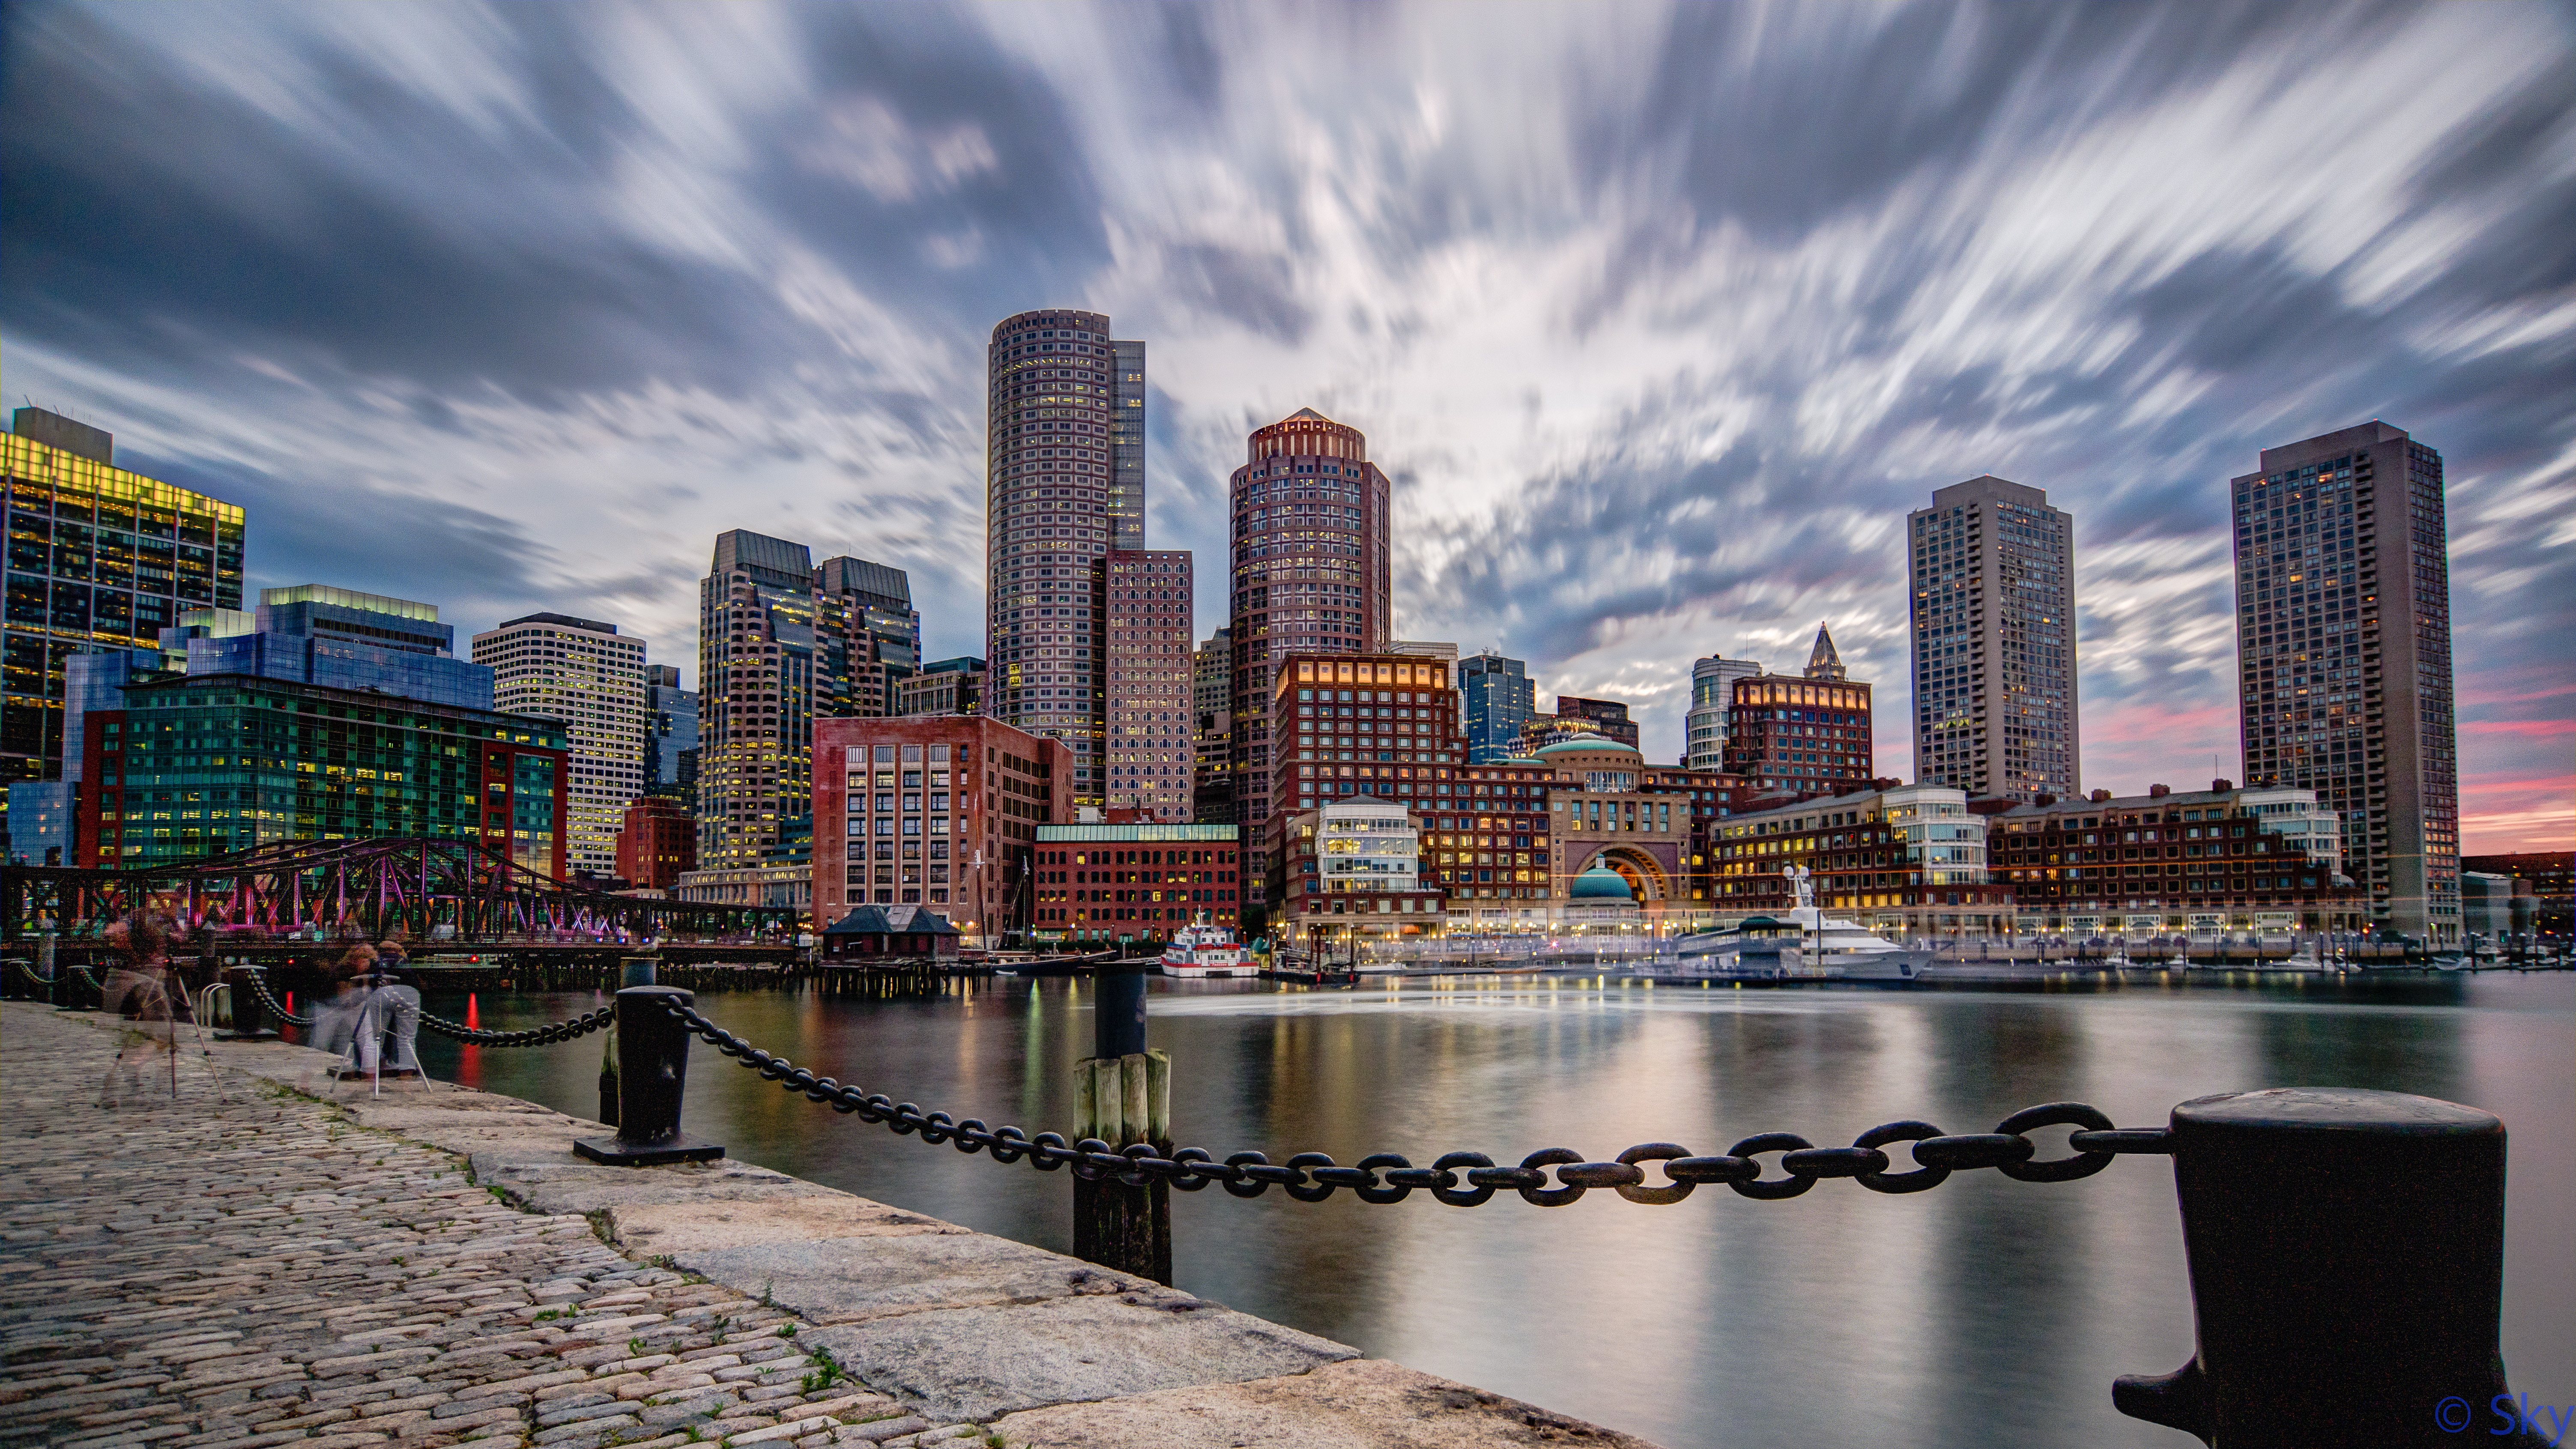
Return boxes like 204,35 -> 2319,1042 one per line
1073,962 -> 1171,1284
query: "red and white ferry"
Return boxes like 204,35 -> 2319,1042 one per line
1159,914 -> 1250,978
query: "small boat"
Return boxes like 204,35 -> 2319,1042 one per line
1159,915 -> 1251,979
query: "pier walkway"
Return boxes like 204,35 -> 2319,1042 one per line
0,1004 -> 1649,1449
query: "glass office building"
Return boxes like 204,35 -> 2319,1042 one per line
79,673 -> 569,874
3,409 -> 245,815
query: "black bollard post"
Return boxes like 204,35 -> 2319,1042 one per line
217,965 -> 277,1041
598,955 -> 657,1126
2115,1087 -> 2551,1447
573,986 -> 724,1165
1073,964 -> 1170,1285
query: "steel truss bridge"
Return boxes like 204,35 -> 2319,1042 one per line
1,838 -> 799,963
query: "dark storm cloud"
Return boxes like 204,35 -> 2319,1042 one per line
0,4 -> 773,403
134,449 -> 552,616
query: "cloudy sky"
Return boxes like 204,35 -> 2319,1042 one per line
4,0 -> 2569,849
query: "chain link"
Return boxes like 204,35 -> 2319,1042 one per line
236,971 -> 614,1045
661,998 -> 2172,1207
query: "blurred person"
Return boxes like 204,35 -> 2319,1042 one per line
97,893 -> 192,1106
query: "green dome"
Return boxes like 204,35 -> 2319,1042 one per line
1569,864 -> 1637,902
1532,734 -> 1635,757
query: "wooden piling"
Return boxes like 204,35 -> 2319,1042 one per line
1072,1048 -> 1171,1285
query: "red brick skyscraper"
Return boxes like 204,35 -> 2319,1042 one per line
1225,408 -> 1393,831
1101,550 -> 1193,822
985,309 -> 1146,811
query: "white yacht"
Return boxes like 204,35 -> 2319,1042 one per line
1159,915 -> 1250,978
1653,867 -> 1933,982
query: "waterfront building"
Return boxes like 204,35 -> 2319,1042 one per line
673,864 -> 808,913
1685,652 -> 1762,768
2,409 -> 245,821
810,714 -> 1072,940
2459,852 -> 2570,937
1527,735 -> 1688,914
1712,784 -> 2011,937
1225,409 -> 1393,834
1032,819 -> 1243,943
696,531 -> 915,871
1909,476 -> 2078,803
616,795 -> 697,892
77,673 -> 569,873
986,309 -> 1146,807
1723,627 -> 1875,793
1459,652 -> 1534,764
2232,421 -> 2459,944
894,657 -> 984,717
1269,797 -> 1442,944
1267,651 -> 1461,819
472,612 -> 647,877
1191,627 -> 1231,822
644,664 -> 698,801
1552,696 -> 1639,749
1101,550 -> 1192,821
1981,781 -> 2363,934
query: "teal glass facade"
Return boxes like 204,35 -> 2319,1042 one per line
81,674 -> 569,874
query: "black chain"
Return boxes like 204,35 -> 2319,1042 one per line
414,1002 -> 616,1047
661,998 -> 2172,1206
241,972 -> 315,1027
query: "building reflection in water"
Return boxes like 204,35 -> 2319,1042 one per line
409,973 -> 2573,1449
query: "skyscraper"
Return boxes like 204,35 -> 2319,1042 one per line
1908,476 -> 2077,802
2231,421 -> 2459,944
1724,624 -> 1875,794
2,409 -> 244,814
1100,550 -> 1192,821
696,531 -> 914,869
472,612 -> 648,876
1685,652 -> 1762,768
1192,627 -> 1231,822
1225,408 -> 1393,828
643,664 -> 698,801
1460,651 -> 1534,764
985,309 -> 1145,809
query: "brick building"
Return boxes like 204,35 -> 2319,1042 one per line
811,715 -> 1072,941
1031,819 -> 1243,944
1983,780 -> 2367,933
1712,783 -> 2013,937
1100,550 -> 1193,821
616,795 -> 696,891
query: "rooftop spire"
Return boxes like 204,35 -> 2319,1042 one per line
1803,623 -> 1846,681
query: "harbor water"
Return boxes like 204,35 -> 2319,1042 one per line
413,972 -> 2576,1449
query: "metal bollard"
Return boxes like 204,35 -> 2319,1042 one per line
597,956 -> 657,1126
218,965 -> 277,1041
2115,1087 -> 2550,1447
572,986 -> 723,1165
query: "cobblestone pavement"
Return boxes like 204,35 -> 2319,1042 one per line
0,1007 -> 983,1449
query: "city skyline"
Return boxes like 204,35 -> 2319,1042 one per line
3,3 -> 2567,850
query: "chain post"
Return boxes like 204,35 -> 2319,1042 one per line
216,964 -> 278,1041
2115,1088 -> 2549,1447
598,954 -> 656,1126
1074,962 -> 1169,1283
573,986 -> 722,1165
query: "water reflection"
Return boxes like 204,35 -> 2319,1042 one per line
409,974 -> 2576,1449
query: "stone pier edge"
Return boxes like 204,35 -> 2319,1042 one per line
14,1005 -> 1659,1449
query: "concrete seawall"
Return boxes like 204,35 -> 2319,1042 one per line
1,1004 -> 1657,1448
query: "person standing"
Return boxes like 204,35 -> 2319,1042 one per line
98,894 -> 191,1106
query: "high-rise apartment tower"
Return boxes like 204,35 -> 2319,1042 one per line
1100,550 -> 1193,821
1226,409 -> 1392,830
1908,476 -> 2077,801
2231,421 -> 2458,944
1192,627 -> 1232,821
697,531 -> 914,869
1686,652 -> 1762,769
472,613 -> 647,877
984,309 -> 1145,809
